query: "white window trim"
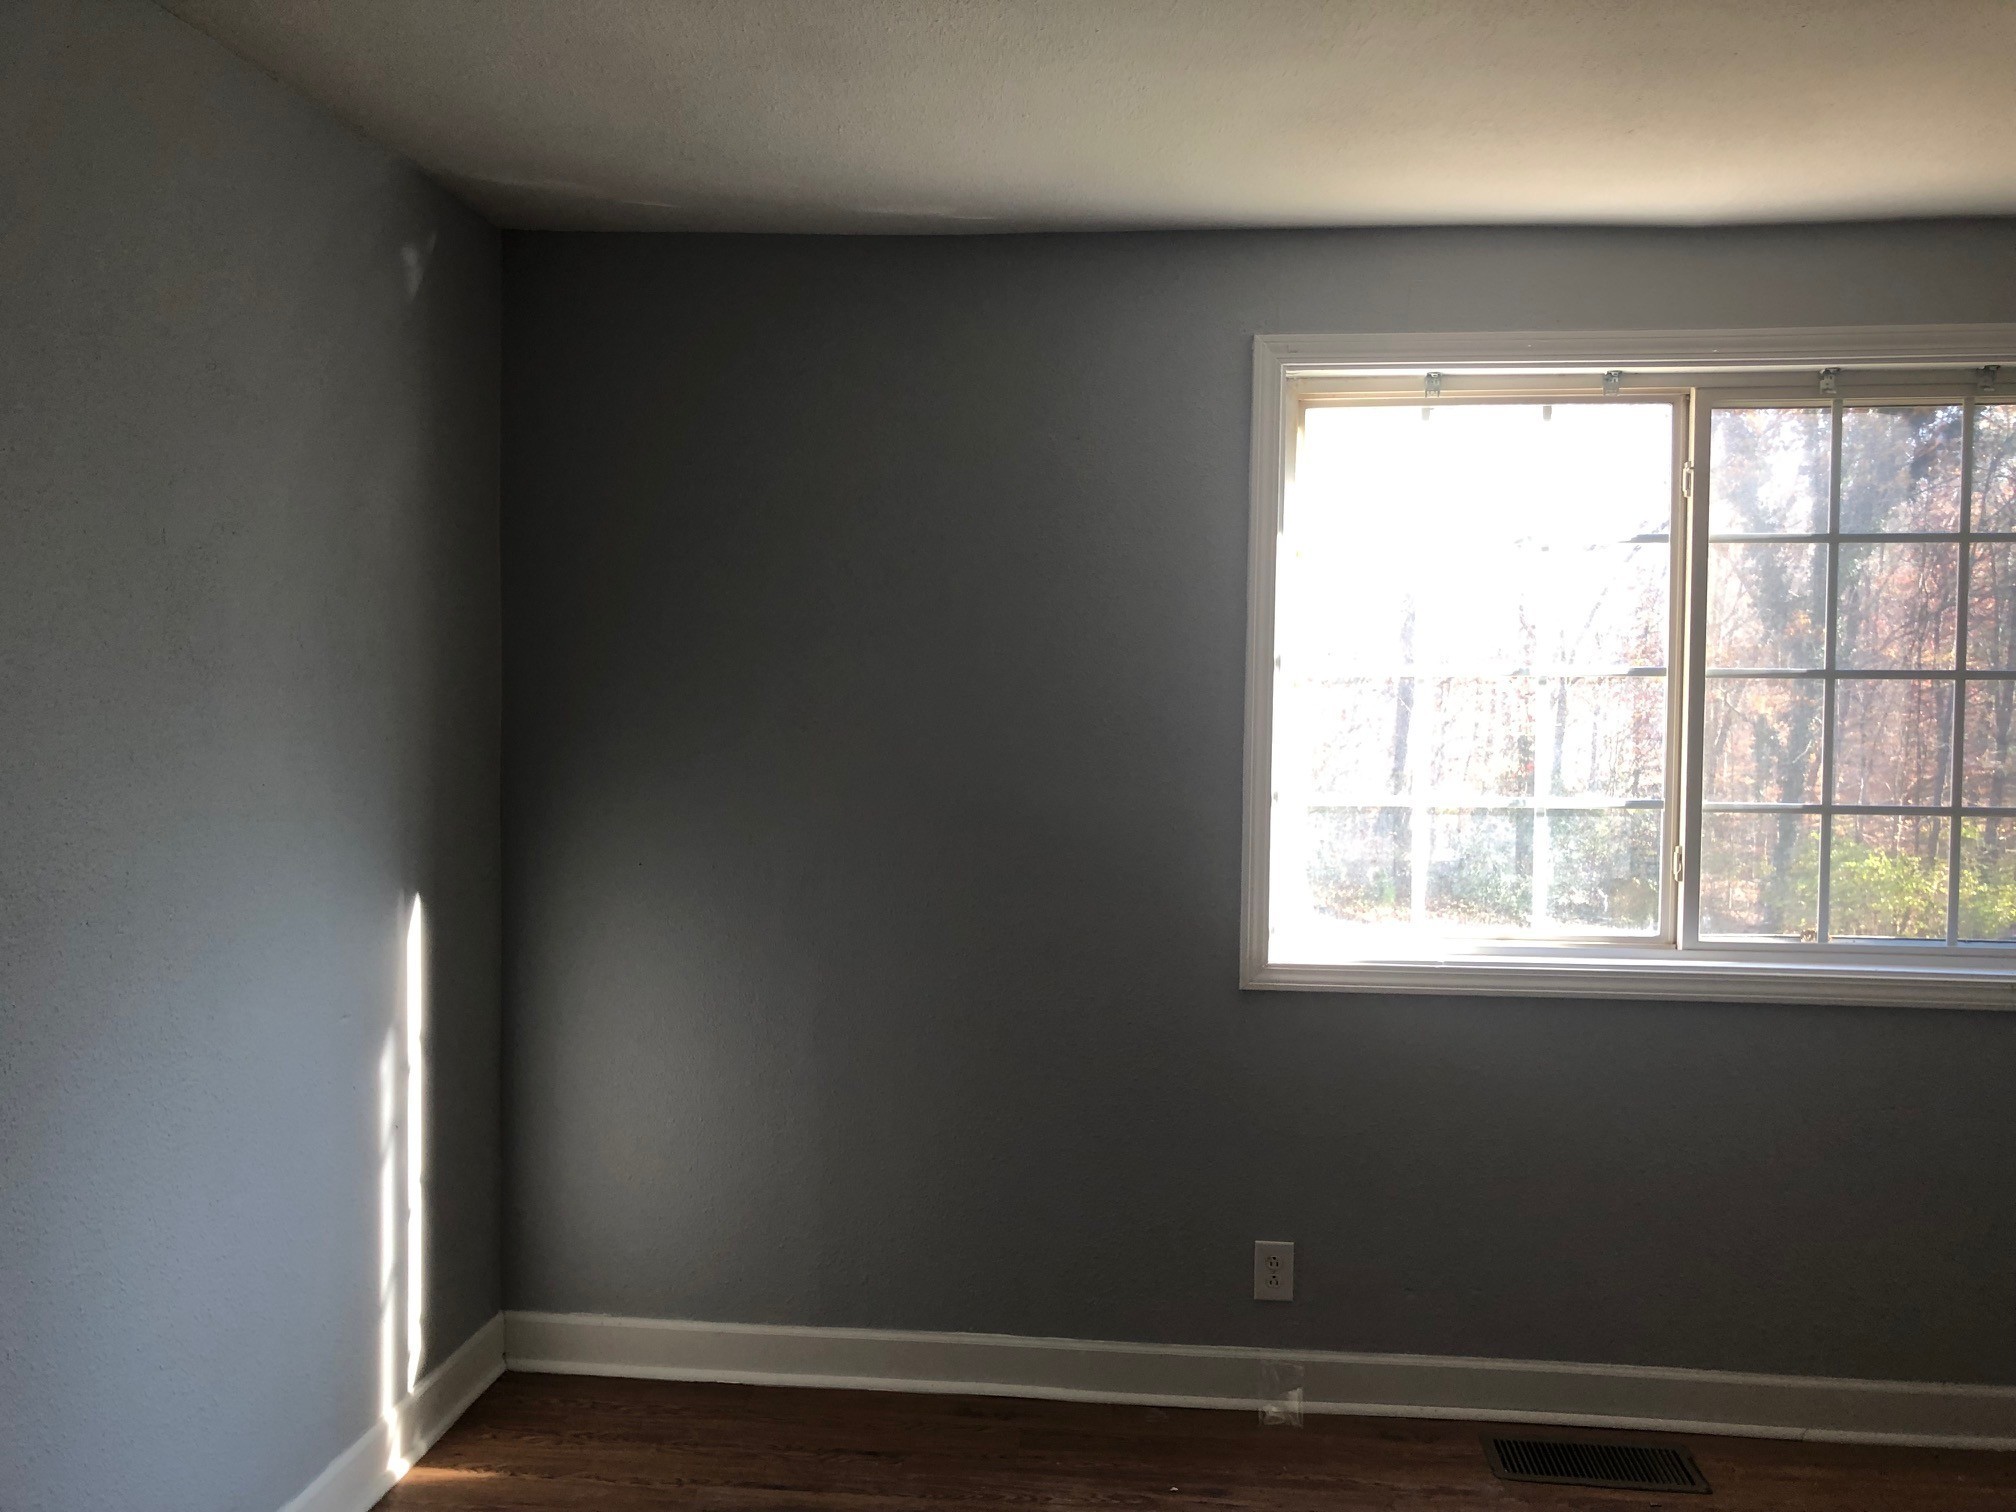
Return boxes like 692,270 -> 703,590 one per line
1242,325 -> 2016,1009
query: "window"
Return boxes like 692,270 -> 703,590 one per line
1243,330 -> 2016,1005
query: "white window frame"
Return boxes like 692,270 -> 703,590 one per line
1243,326 -> 2016,1008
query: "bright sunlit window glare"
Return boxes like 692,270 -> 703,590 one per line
1268,400 -> 1678,963
1260,374 -> 2016,983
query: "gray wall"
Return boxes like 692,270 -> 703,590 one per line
1,3 -> 500,1510
503,223 -> 2016,1387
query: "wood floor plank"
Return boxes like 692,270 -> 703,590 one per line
376,1372 -> 2016,1511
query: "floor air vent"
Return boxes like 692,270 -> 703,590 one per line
1484,1434 -> 1710,1493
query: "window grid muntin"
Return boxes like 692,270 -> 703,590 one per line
1949,405 -> 1975,941
1814,404 -> 1841,937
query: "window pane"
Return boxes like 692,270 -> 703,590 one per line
1297,400 -> 1670,540
1959,818 -> 2016,941
1706,543 -> 1825,668
1839,405 -> 1963,533
1283,405 -> 1677,678
1274,559 -> 1414,675
1546,810 -> 1661,933
1962,680 -> 2016,808
1973,404 -> 2016,533
1539,544 -> 1668,669
1710,407 -> 1829,534
1832,679 -> 1953,807
1700,811 -> 1819,938
1422,678 -> 1534,797
1298,679 -> 1413,799
1305,807 -> 1411,924
1546,677 -> 1665,799
1277,543 -> 1542,676
1830,814 -> 1950,941
1426,809 -> 1531,929
1966,542 -> 2016,670
1703,678 -> 1823,803
1271,400 -> 1674,953
1405,549 -> 1538,672
1293,402 -> 1672,543
1835,542 -> 1957,669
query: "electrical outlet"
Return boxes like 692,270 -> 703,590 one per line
1253,1240 -> 1294,1301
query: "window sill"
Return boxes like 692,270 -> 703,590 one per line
1245,954 -> 2016,1009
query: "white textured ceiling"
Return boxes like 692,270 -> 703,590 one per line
163,0 -> 2016,234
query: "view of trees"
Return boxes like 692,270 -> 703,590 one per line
1277,401 -> 1672,939
1700,402 -> 2016,941
1275,397 -> 2016,949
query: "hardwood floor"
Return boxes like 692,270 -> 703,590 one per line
377,1372 -> 2016,1511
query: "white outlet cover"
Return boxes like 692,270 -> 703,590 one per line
1253,1240 -> 1294,1302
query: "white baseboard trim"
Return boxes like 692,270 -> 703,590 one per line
504,1310 -> 2016,1452
280,1312 -> 506,1512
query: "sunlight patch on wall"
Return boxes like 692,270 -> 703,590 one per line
405,896 -> 427,1396
380,894 -> 428,1477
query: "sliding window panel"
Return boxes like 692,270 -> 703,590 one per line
1269,397 -> 1679,958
